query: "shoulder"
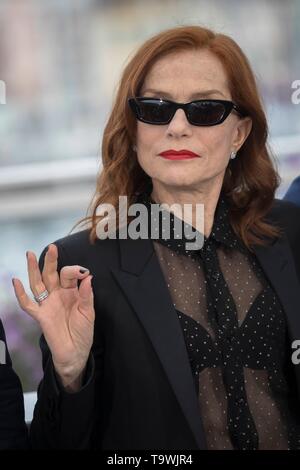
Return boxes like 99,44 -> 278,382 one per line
268,198 -> 300,243
53,228 -> 94,253
270,196 -> 300,217
267,199 -> 300,271
53,228 -> 119,254
39,228 -> 120,274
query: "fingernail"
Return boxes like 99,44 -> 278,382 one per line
26,251 -> 29,258
12,278 -> 15,287
79,268 -> 89,274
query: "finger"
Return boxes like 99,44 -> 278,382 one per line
78,275 -> 95,321
60,265 -> 90,289
27,250 -> 47,298
41,244 -> 60,292
12,278 -> 40,320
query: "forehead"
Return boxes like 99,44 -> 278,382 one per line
141,49 -> 229,97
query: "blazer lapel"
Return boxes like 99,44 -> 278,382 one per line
253,234 -> 300,394
110,237 -> 207,449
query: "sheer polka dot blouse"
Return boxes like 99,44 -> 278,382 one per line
137,189 -> 300,450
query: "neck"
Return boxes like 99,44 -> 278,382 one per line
150,180 -> 223,238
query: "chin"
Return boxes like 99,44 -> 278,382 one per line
155,177 -> 201,189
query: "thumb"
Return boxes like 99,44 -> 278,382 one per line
78,275 -> 94,314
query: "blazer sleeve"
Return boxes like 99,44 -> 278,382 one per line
0,319 -> 28,449
29,241 -> 97,449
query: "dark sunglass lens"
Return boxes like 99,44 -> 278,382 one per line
137,99 -> 173,123
189,101 -> 226,125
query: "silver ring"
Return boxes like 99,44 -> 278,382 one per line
34,289 -> 49,304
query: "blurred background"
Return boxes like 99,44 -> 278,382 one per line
0,0 -> 300,393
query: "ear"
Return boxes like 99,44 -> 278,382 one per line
233,116 -> 252,150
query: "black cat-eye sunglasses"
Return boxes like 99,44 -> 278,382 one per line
128,97 -> 246,127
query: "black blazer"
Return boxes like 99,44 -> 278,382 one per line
0,320 -> 28,449
29,198 -> 300,450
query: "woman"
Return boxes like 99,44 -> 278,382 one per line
12,25 -> 300,450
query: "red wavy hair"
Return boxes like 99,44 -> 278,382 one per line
71,25 -> 282,250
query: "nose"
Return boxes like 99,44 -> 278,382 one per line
166,108 -> 192,135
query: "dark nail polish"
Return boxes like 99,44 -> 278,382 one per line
12,278 -> 15,286
79,268 -> 88,274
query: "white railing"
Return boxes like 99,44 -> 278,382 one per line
0,156 -> 100,189
0,157 -> 100,219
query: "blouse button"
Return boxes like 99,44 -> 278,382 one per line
235,397 -> 245,405
211,272 -> 220,282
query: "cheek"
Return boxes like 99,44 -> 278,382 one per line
136,124 -> 163,167
201,124 -> 235,160
202,126 -> 230,147
136,122 -> 162,147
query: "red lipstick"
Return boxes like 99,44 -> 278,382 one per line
158,149 -> 201,160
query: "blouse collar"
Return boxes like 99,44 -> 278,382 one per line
135,188 -> 246,255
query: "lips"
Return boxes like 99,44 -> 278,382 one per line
158,149 -> 201,159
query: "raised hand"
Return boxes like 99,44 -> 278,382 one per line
12,243 -> 95,391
